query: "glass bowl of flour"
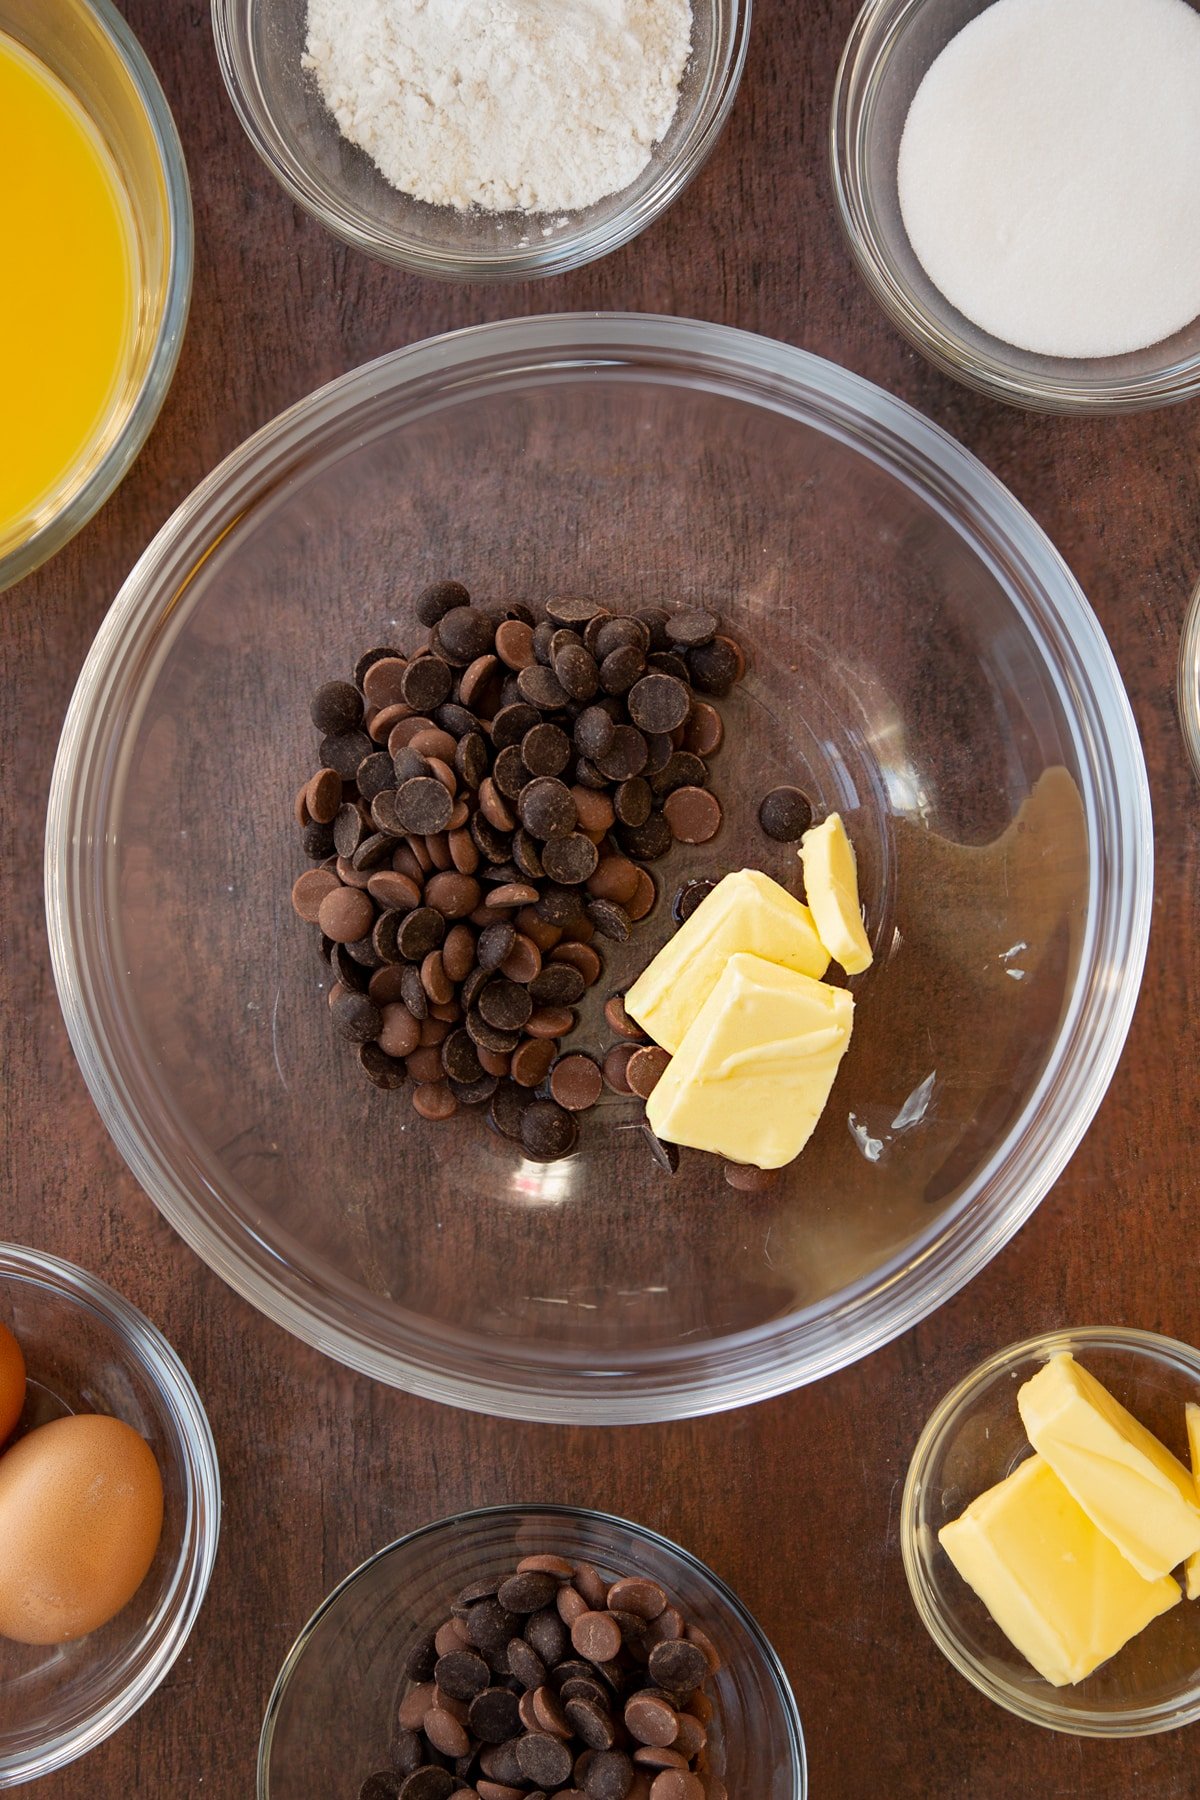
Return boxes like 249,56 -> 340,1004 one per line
833,0 -> 1200,412
212,0 -> 750,278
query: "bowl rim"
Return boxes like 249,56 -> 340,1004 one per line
0,1241 -> 221,1785
901,1325 -> 1200,1737
209,0 -> 751,280
256,1501 -> 808,1798
0,0 -> 194,593
45,312 -> 1153,1423
1179,578 -> 1200,784
830,0 -> 1200,415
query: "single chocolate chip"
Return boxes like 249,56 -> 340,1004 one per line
425,871 -> 482,919
521,722 -> 572,777
416,579 -> 470,627
468,1687 -> 522,1744
330,941 -> 371,992
529,964 -> 586,1006
587,899 -> 631,943
646,650 -> 690,682
398,907 -> 446,961
357,751 -> 398,801
355,643 -> 405,687
549,1054 -> 603,1112
359,1773 -> 402,1800
564,1698 -> 616,1752
520,1099 -> 579,1160
647,1641 -> 709,1695
512,828 -> 546,882
442,1028 -> 485,1085
663,787 -> 722,845
401,964 -> 429,1019
627,1046 -> 670,1099
517,1735 -> 574,1789
401,656 -> 454,711
572,1612 -> 623,1664
650,752 -> 708,797
627,674 -> 690,734
390,1724 -> 425,1775
459,653 -> 499,711
618,814 -> 673,861
492,702 -> 542,749
321,729 -> 375,780
598,645 -> 645,696
398,1770 -> 457,1800
333,803 -> 367,859
759,785 -> 814,842
666,608 -> 718,648
585,1750 -> 635,1800
372,909 -> 404,963
351,830 -> 395,872
595,726 -> 648,782
724,1161 -> 782,1190
495,618 -> 536,669
573,756 -> 607,790
624,1692 -> 679,1747
319,885 -> 375,944
435,701 -> 477,738
330,990 -> 383,1044
395,777 -> 454,834
674,880 -> 715,923
518,664 -> 571,712
594,617 -> 647,658
312,679 -> 363,733
535,885 -> 585,926
356,1036 -> 408,1087
519,777 -> 576,841
467,1010 -> 521,1056
305,767 -> 343,824
498,1570 -> 560,1614
292,867 -> 341,922
479,979 -> 534,1032
547,593 -> 605,626
525,1609 -> 568,1666
489,1080 -> 531,1141
687,637 -> 740,696
476,920 -> 515,970
472,812 -> 514,864
555,644 -> 601,702
435,606 -> 495,665
573,705 -> 616,758
505,1636 -> 547,1689
393,746 -> 430,785
540,834 -> 599,885
614,778 -> 652,828
449,1073 -> 499,1107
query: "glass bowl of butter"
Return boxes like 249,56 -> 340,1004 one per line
903,1327 -> 1200,1735
47,314 -> 1151,1423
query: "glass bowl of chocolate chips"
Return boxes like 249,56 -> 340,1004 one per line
258,1505 -> 805,1799
47,314 -> 1151,1422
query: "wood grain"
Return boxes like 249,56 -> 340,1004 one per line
3,1 -> 1199,1793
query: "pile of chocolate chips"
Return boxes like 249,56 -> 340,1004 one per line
291,582 -> 744,1161
359,1553 -> 723,1800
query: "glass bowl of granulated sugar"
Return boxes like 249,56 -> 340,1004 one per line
833,0 -> 1200,412
212,0 -> 750,279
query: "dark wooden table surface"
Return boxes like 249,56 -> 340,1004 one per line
6,0 -> 1200,1793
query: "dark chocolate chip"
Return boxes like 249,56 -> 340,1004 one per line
626,673 -> 690,734
468,1687 -> 522,1744
401,656 -> 454,711
395,777 -> 454,834
687,636 -> 740,696
519,777 -> 577,841
492,702 -> 542,749
520,1100 -> 579,1161
540,833 -> 599,885
321,729 -> 375,779
573,705 -> 616,758
398,907 -> 446,960
330,990 -> 383,1044
521,722 -> 572,777
416,579 -> 471,626
666,608 -> 719,648
312,679 -> 363,733
435,606 -> 495,665
758,785 -> 814,842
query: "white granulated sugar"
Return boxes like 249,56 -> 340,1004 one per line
897,0 -> 1200,359
303,0 -> 693,215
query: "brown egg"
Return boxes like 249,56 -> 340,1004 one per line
0,1413 -> 164,1644
0,1320 -> 24,1445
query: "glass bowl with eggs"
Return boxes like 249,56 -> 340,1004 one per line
210,0 -> 750,278
0,1243 -> 220,1787
832,0 -> 1200,412
0,0 -> 192,593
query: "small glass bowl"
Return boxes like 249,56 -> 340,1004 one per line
902,1327 -> 1200,1736
210,0 -> 749,279
831,0 -> 1200,412
0,1244 -> 220,1787
259,1504 -> 805,1797
0,0 -> 192,592
1180,579 -> 1200,783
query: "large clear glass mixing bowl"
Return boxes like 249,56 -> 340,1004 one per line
46,315 -> 1152,1422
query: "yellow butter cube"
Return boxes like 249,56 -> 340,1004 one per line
1017,1353 -> 1200,1582
624,868 -> 829,1056
1185,1402 -> 1200,1602
939,1454 -> 1181,1687
645,952 -> 853,1169
799,812 -> 872,975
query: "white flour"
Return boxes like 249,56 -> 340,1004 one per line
897,0 -> 1200,359
303,0 -> 693,215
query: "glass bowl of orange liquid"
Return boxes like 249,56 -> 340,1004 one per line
0,0 -> 191,593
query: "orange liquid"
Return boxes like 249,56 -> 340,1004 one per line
0,31 -> 136,551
